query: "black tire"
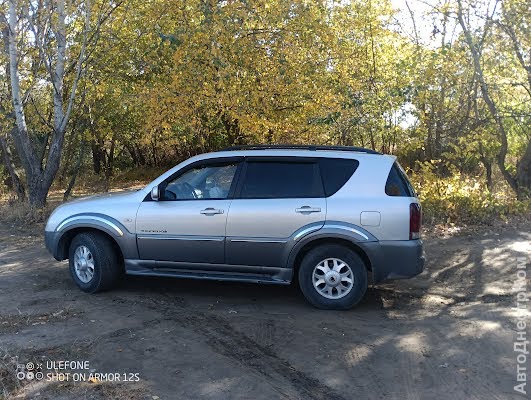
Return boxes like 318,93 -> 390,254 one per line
298,244 -> 368,310
68,232 -> 122,293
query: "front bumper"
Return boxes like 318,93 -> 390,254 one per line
44,230 -> 61,260
363,239 -> 425,284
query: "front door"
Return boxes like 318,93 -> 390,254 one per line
136,160 -> 241,264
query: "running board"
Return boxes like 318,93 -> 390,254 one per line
124,259 -> 292,285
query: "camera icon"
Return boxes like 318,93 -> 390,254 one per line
35,371 -> 44,380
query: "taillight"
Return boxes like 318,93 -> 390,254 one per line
409,203 -> 422,239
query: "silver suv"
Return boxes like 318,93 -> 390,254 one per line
44,145 -> 424,309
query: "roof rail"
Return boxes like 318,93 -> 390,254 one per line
221,144 -> 382,155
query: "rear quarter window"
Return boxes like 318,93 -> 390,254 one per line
385,162 -> 415,197
319,158 -> 359,197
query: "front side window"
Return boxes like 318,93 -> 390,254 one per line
240,161 -> 324,199
162,163 -> 238,200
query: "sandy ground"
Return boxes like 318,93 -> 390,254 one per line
0,223 -> 529,399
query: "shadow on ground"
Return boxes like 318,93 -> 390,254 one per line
0,226 -> 529,399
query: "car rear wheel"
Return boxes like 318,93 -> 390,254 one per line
68,232 -> 122,293
298,244 -> 368,310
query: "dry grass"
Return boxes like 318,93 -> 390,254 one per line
0,309 -> 82,335
0,339 -> 97,400
0,166 -> 160,232
0,315 -> 150,400
0,352 -> 21,400
2,167 -> 529,232
0,201 -> 54,229
50,166 -> 162,198
7,380 -> 149,400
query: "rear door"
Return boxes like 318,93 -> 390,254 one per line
225,157 -> 326,267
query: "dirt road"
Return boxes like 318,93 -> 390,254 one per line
0,224 -> 529,399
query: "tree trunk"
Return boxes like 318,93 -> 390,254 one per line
125,143 -> 139,166
26,178 -> 48,208
2,0 -> 93,207
105,134 -> 116,179
59,118 -> 81,185
369,127 -> 375,151
434,13 -> 448,159
516,140 -> 531,199
64,142 -> 85,201
267,128 -> 274,144
499,6 -> 531,96
0,131 -> 25,200
457,0 -> 519,194
91,140 -> 104,174
481,157 -> 493,193
125,142 -> 147,167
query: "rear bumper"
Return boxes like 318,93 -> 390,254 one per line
363,239 -> 425,284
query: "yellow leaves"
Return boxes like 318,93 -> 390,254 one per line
138,0 -> 351,141
409,160 -> 529,224
161,122 -> 172,132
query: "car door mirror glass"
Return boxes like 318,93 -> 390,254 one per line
151,186 -> 159,201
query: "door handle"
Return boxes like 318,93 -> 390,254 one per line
200,208 -> 224,215
295,206 -> 321,214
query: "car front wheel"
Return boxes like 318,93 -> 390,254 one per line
68,232 -> 122,293
298,244 -> 368,310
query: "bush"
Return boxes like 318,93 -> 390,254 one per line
409,161 -> 530,225
0,200 -> 53,228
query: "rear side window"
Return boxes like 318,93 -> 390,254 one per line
386,162 -> 415,197
319,158 -> 359,197
240,162 -> 324,199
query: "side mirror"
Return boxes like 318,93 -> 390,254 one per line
151,186 -> 160,201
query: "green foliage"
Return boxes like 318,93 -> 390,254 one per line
411,161 -> 530,224
0,0 -> 530,212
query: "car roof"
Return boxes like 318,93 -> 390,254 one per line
144,147 -> 397,192
198,148 -> 396,161
221,144 -> 382,154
